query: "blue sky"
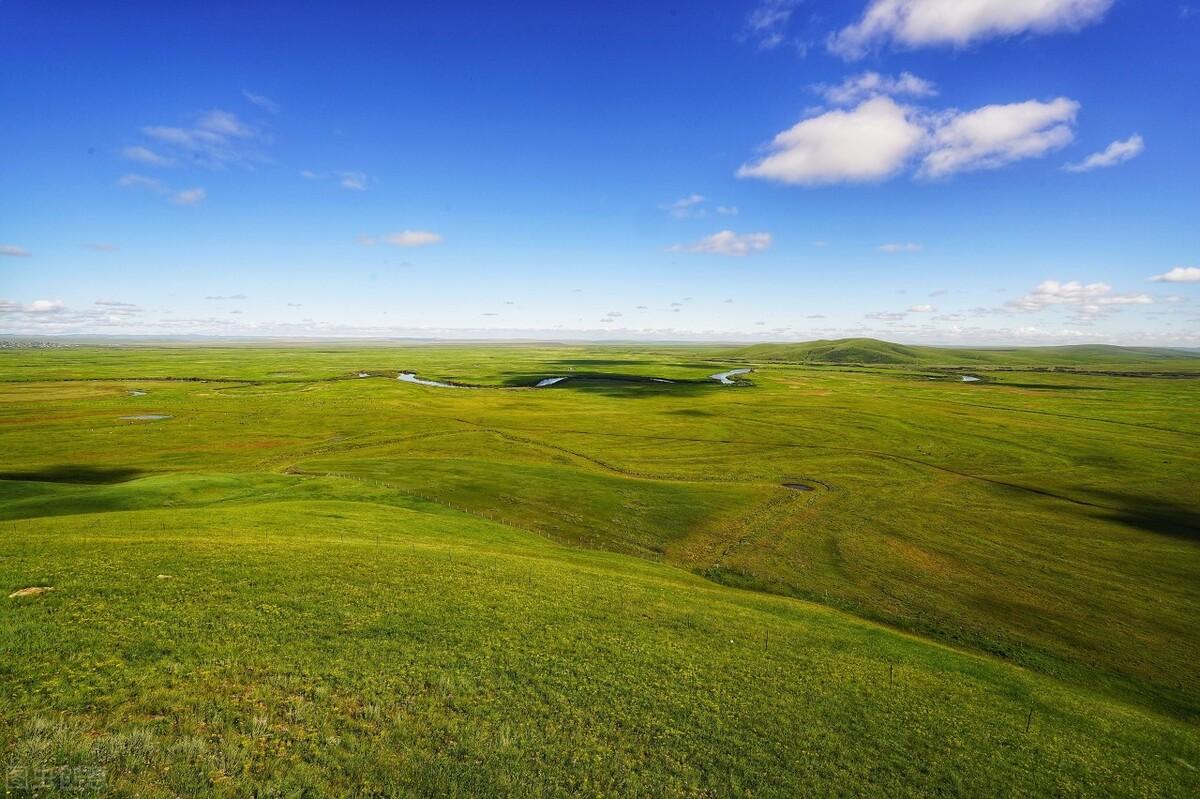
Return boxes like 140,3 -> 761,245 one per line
2,0 -> 1198,344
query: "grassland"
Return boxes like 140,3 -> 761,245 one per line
2,339 -> 1199,796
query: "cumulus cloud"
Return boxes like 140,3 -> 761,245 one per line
817,71 -> 937,105
0,297 -> 145,332
122,145 -> 174,167
737,96 -> 926,185
1150,266 -> 1200,283
717,205 -> 739,215
909,304 -> 936,312
829,0 -> 1114,59
669,230 -> 773,256
879,242 -> 922,252
1063,134 -> 1144,172
25,299 -> 66,314
1009,279 -> 1153,317
920,98 -> 1078,178
171,187 -> 207,206
382,230 -> 443,247
1,245 -> 31,257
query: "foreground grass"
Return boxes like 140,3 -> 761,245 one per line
2,342 -> 1199,794
3,497 -> 1198,797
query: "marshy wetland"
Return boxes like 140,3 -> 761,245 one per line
2,339 -> 1199,796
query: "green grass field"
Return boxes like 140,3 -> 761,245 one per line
2,340 -> 1199,796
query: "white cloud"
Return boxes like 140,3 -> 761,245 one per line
909,304 -> 936,312
242,90 -> 280,114
117,173 -> 165,192
738,96 -> 926,185
171,187 -> 207,206
1063,134 -> 1144,172
818,71 -> 937,105
664,193 -> 705,218
866,311 -> 907,321
742,0 -> 802,50
26,299 -> 65,314
1,245 -> 31,257
879,242 -> 922,252
382,230 -> 443,247
716,205 -> 739,216
1009,279 -> 1153,317
85,243 -> 120,252
829,0 -> 1114,59
669,230 -> 773,256
338,171 -> 369,191
119,173 -> 205,206
195,110 -> 254,138
920,98 -> 1078,178
122,145 -> 173,166
1150,266 -> 1200,283
140,109 -> 259,167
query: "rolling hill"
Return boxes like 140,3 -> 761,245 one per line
727,338 -> 1200,367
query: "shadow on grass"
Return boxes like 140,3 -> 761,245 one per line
0,465 -> 144,484
498,371 -> 735,397
1089,491 -> 1200,543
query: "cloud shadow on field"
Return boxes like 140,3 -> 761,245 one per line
0,465 -> 144,484
1088,491 -> 1200,543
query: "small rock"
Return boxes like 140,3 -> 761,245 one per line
9,586 -> 53,599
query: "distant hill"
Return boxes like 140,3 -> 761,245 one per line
727,338 -> 1200,367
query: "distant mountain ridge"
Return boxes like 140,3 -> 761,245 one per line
727,338 -> 1200,366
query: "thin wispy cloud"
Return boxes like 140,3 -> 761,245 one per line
663,193 -> 705,219
138,109 -> 261,168
361,230 -> 443,247
741,0 -> 803,51
242,90 -> 281,114
117,173 -> 165,192
878,242 -> 922,252
0,245 -> 32,257
669,230 -> 772,256
829,0 -> 1114,59
302,169 -> 372,190
1064,134 -> 1144,172
84,243 -> 120,252
122,145 -> 174,166
866,310 -> 907,321
171,187 -> 207,206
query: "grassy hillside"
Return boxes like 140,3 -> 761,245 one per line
4,497 -> 1198,797
2,342 -> 1199,795
729,338 -> 1200,367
